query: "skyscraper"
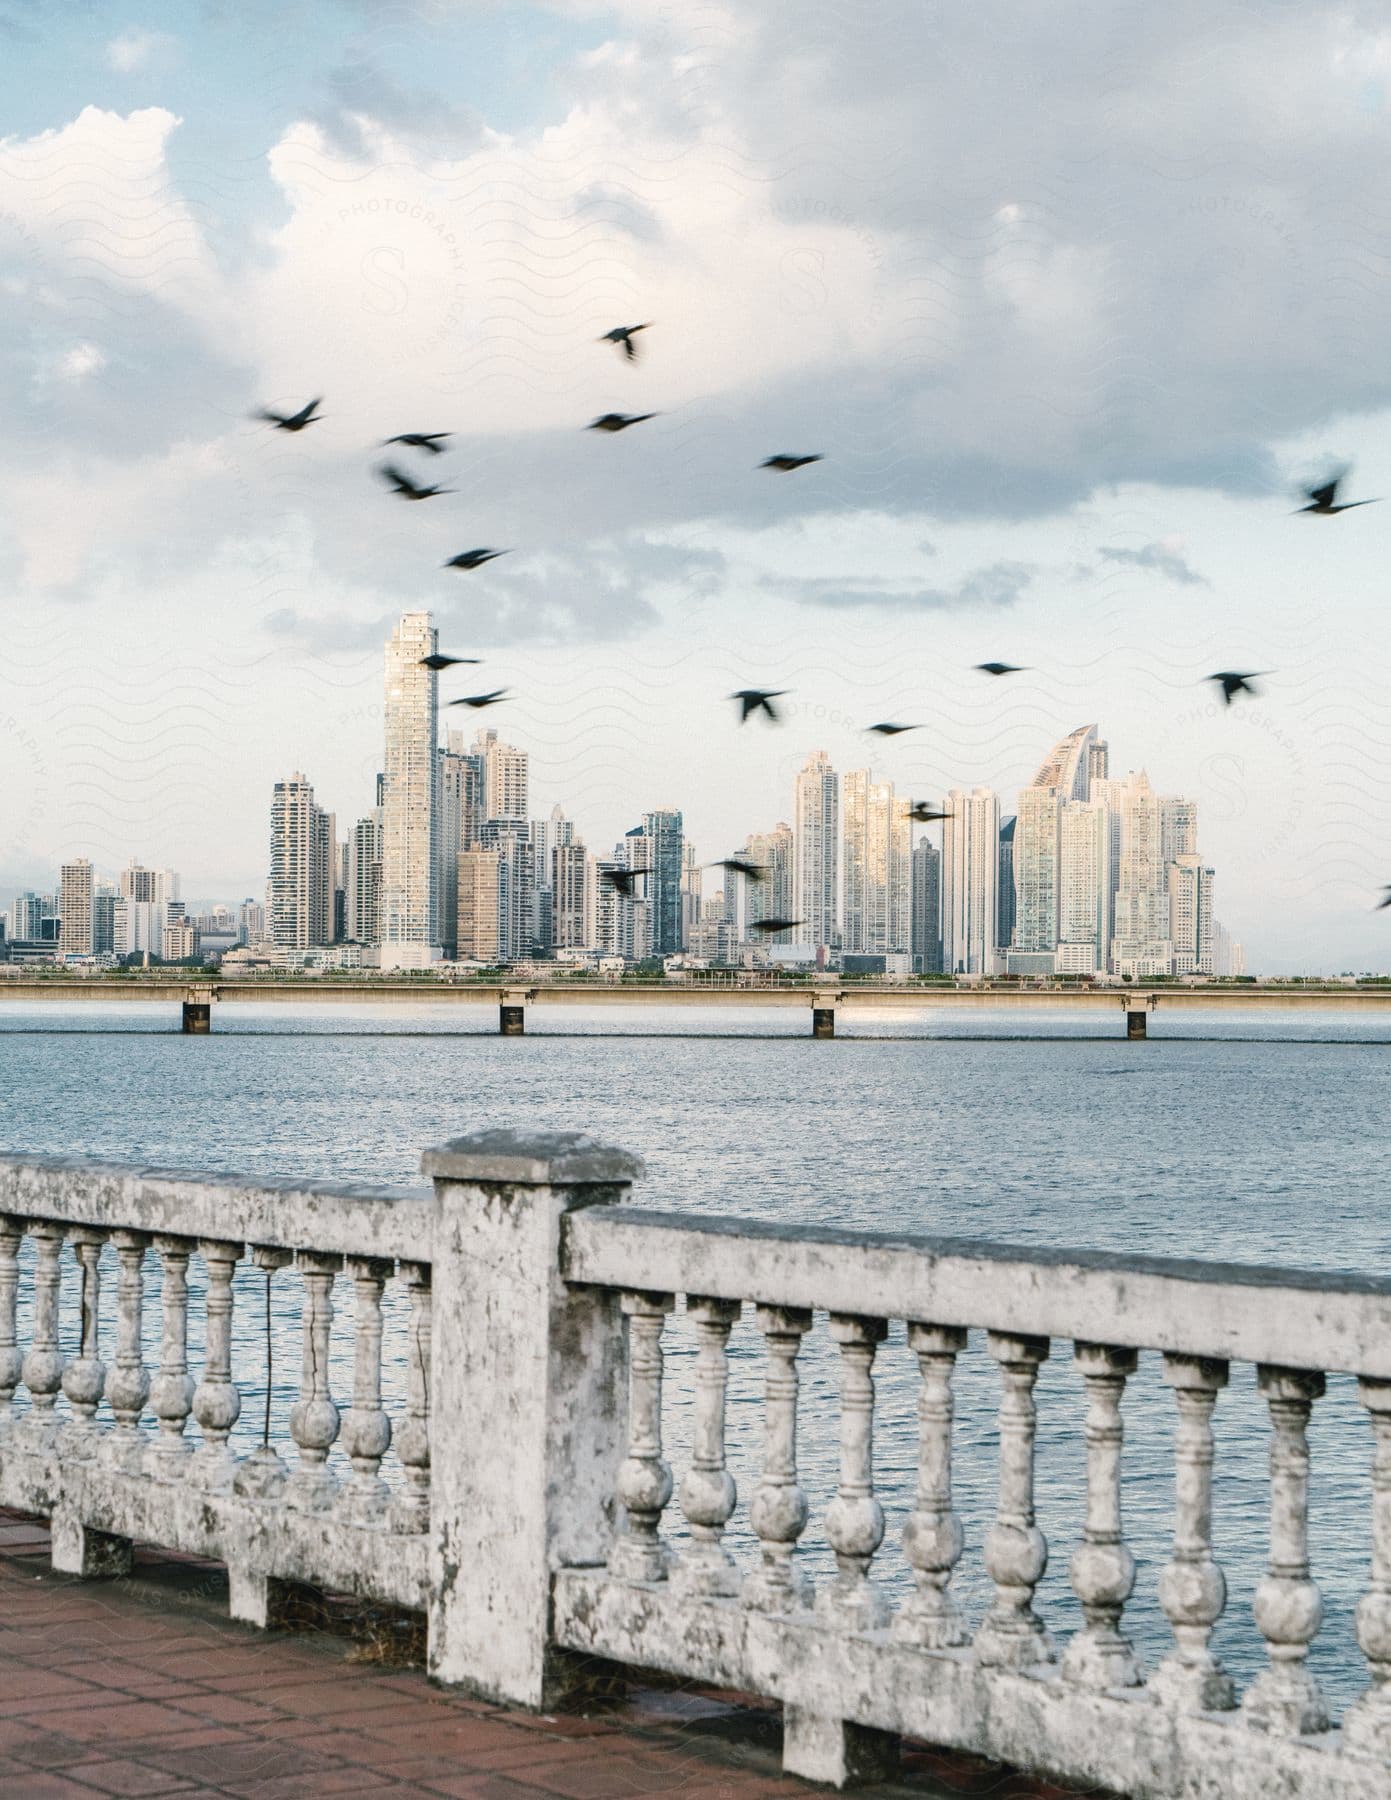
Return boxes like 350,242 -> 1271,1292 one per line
793,751 -> 839,953
553,840 -> 597,952
269,772 -> 332,951
1009,726 -> 1099,969
1106,771 -> 1173,976
842,773 -> 910,954
1169,855 -> 1215,975
456,849 -> 501,962
58,859 -> 94,959
942,787 -> 1000,974
1057,800 -> 1110,974
643,809 -> 684,958
911,836 -> 942,973
380,612 -> 440,967
346,811 -> 383,945
996,817 -> 1017,953
739,822 -> 795,941
475,728 -> 528,824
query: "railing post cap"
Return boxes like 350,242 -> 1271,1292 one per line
421,1128 -> 644,1187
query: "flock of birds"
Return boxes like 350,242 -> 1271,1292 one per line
254,327 -> 1384,929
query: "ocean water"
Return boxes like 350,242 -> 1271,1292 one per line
1,999 -> 1387,1712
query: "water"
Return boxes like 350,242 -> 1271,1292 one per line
1,1000 -> 1386,1711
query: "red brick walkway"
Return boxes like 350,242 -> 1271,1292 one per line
0,1514 -> 1095,1798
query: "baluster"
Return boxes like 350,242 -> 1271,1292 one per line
672,1295 -> 741,1597
1242,1365 -> 1328,1734
146,1236 -> 196,1480
0,1216 -> 22,1434
1152,1355 -> 1234,1710
817,1313 -> 890,1632
391,1262 -> 432,1533
19,1221 -> 66,1447
745,1304 -> 813,1612
188,1239 -> 243,1490
1061,1342 -> 1140,1687
101,1231 -> 150,1473
975,1332 -> 1053,1669
235,1247 -> 292,1499
60,1231 -> 106,1458
893,1322 -> 969,1648
340,1256 -> 393,1524
609,1290 -> 675,1582
287,1251 -> 342,1510
1345,1378 -> 1391,1756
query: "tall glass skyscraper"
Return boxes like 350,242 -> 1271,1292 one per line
642,809 -> 684,957
793,751 -> 839,953
942,787 -> 1000,974
380,612 -> 440,967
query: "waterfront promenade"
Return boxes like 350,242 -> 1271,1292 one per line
2,1127 -> 1390,1796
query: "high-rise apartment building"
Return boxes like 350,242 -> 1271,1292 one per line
1169,855 -> 1215,975
92,885 -> 117,956
739,822 -> 795,941
1106,771 -> 1174,976
456,849 -> 501,962
911,836 -> 942,973
680,845 -> 703,947
553,841 -> 596,951
842,773 -> 911,954
942,787 -> 1000,974
793,752 -> 839,953
346,812 -> 383,945
11,893 -> 54,941
997,817 -> 1016,952
268,772 -> 333,951
1009,727 -> 1100,970
1056,800 -> 1110,974
475,728 -> 528,824
58,859 -> 94,959
642,809 -> 684,957
380,612 -> 440,967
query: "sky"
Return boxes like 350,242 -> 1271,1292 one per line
2,0 -> 1391,971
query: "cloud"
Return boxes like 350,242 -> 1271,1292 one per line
105,30 -> 169,72
1097,540 -> 1210,586
761,560 -> 1035,611
57,341 -> 107,382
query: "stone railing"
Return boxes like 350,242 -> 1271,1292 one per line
2,1132 -> 1391,1799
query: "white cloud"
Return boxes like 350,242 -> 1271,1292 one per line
105,30 -> 169,73
57,342 -> 107,382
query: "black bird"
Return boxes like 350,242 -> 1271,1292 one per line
444,549 -> 509,570
709,858 -> 769,881
731,688 -> 787,723
588,412 -> 657,432
384,432 -> 451,454
1376,888 -> 1391,912
750,917 -> 802,934
254,397 -> 321,432
907,802 -> 954,824
975,662 -> 1025,676
868,723 -> 919,736
379,462 -> 453,500
1297,469 -> 1380,515
447,688 -> 509,709
419,654 -> 481,671
599,323 -> 650,361
1207,670 -> 1268,706
602,866 -> 648,897
761,454 -> 823,472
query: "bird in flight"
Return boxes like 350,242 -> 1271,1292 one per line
731,689 -> 787,723
254,397 -> 321,432
588,412 -> 657,433
1297,469 -> 1380,515
1376,888 -> 1391,912
379,462 -> 453,501
709,858 -> 769,881
447,689 -> 509,709
599,323 -> 650,361
750,917 -> 802,934
419,654 -> 481,671
907,802 -> 954,823
868,723 -> 919,736
761,454 -> 823,472
602,867 -> 648,896
975,662 -> 1025,676
384,433 -> 451,454
444,549 -> 509,570
1207,670 -> 1267,705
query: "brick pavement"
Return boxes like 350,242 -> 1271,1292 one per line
0,1513 -> 1098,1798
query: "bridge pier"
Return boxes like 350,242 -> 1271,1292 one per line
182,998 -> 212,1035
500,1004 -> 526,1037
812,1006 -> 836,1039
1126,1007 -> 1147,1040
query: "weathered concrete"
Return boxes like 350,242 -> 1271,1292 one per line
812,1006 -> 836,1039
423,1129 -> 639,1708
1127,1008 -> 1148,1038
181,999 -> 212,1033
500,1002 -> 526,1035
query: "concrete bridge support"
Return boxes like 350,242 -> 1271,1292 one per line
812,1006 -> 836,1039
181,993 -> 213,1034
500,1004 -> 526,1036
1126,1009 -> 1147,1040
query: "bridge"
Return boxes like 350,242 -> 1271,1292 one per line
2,976 -> 1389,1036
0,1126 -> 1388,1796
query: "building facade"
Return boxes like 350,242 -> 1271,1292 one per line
942,787 -> 1000,975
380,612 -> 440,966
793,751 -> 839,954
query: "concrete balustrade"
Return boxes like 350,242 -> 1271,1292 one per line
2,1135 -> 1391,1795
